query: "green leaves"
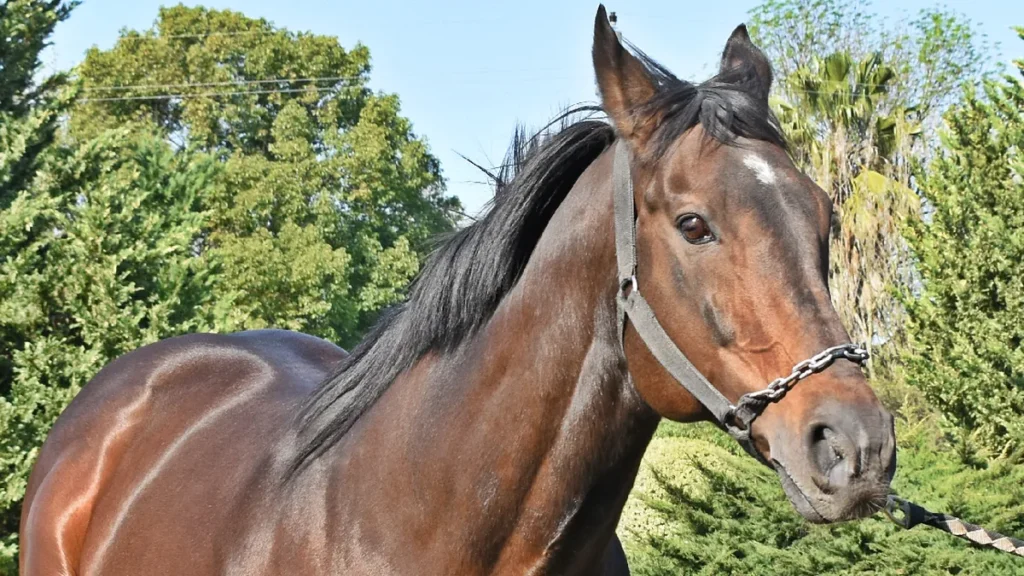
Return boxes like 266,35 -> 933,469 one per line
903,57 -> 1024,452
72,5 -> 459,342
748,0 -> 988,126
72,5 -> 371,154
0,0 -> 78,211
0,0 -> 76,114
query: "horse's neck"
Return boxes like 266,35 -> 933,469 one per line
332,151 -> 659,572
473,212 -> 659,572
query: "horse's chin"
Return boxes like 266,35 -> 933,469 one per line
775,462 -> 828,523
773,461 -> 887,524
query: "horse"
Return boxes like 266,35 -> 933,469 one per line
19,6 -> 896,574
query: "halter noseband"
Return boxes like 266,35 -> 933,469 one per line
611,140 -> 868,465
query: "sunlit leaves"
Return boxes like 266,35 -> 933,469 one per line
903,43 -> 1024,451
73,5 -> 460,343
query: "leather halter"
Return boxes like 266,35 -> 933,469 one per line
611,140 -> 869,464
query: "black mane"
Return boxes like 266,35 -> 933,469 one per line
625,38 -> 786,154
288,47 -> 785,474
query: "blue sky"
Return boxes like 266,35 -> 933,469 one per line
46,0 -> 1024,215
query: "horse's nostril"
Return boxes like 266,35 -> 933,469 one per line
810,424 -> 844,476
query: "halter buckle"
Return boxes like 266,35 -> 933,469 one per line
619,275 -> 638,296
884,495 -> 912,528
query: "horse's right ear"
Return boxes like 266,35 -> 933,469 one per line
592,5 -> 656,145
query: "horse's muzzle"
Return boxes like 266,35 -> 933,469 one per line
773,399 -> 896,523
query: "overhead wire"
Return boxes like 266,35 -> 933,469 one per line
78,86 -> 904,104
80,75 -> 363,93
78,86 -> 336,103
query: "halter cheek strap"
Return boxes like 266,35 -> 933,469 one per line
611,140 -> 868,465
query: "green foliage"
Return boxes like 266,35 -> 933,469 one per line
778,51 -> 908,163
746,0 -> 875,80
0,0 -> 76,114
72,5 -> 460,343
620,420 -> 1024,575
902,8 -> 989,118
748,0 -> 988,123
0,0 -> 76,209
0,5 -> 80,567
750,1 -> 987,381
902,31 -> 1024,452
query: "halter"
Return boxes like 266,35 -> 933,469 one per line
611,140 -> 869,465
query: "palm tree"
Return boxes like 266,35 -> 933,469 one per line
773,51 -> 921,379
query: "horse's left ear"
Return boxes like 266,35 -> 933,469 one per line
720,24 -> 773,102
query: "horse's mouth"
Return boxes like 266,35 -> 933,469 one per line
774,459 -> 889,524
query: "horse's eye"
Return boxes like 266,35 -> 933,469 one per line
678,215 -> 714,244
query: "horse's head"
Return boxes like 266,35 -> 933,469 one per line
592,6 -> 895,523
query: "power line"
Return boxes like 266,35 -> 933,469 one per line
120,30 -> 282,40
73,62 -> 908,104
77,74 -> 581,103
77,86 -> 906,105
81,75 -> 361,93
80,67 -> 574,94
79,86 -> 331,103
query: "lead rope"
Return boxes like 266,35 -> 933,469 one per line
885,496 -> 1024,557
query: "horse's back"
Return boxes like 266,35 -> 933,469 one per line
19,329 -> 345,576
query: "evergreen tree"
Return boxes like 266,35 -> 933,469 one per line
902,28 -> 1024,452
0,0 -> 76,207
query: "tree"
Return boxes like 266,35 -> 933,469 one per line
749,0 -> 987,379
749,0 -> 987,126
902,29 -> 1024,453
0,0 -> 77,209
72,5 -> 460,343
0,3 -> 80,566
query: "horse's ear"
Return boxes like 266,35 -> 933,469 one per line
592,5 -> 657,144
719,24 -> 773,102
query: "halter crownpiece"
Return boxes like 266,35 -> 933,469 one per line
610,140 -> 869,464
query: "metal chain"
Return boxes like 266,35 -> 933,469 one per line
744,344 -> 869,404
725,344 -> 870,439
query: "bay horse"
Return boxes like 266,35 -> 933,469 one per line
20,6 -> 896,575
